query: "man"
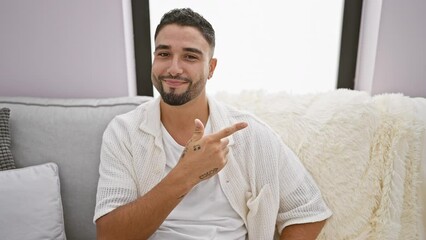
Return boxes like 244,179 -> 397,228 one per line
94,8 -> 332,239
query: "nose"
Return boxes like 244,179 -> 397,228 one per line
167,57 -> 183,77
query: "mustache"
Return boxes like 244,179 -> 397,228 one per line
159,75 -> 191,83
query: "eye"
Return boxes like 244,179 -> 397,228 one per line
156,52 -> 170,58
184,54 -> 198,61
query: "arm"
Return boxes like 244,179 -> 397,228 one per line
280,220 -> 326,240
96,166 -> 193,240
96,119 -> 247,240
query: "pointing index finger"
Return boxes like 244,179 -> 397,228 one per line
209,122 -> 248,140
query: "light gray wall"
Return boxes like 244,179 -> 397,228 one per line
355,0 -> 426,97
0,0 -> 135,98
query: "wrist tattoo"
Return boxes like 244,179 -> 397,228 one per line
199,168 -> 219,179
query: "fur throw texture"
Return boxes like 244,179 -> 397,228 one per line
216,89 -> 425,240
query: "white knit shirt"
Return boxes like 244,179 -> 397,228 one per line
94,96 -> 332,239
148,121 -> 246,239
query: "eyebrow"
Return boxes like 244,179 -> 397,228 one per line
155,44 -> 170,51
183,47 -> 203,56
155,44 -> 203,56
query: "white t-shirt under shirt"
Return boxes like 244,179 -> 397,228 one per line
149,120 -> 247,240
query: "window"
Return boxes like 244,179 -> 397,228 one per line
149,0 -> 345,95
132,0 -> 363,96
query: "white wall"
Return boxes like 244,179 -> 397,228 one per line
355,0 -> 426,97
0,0 -> 136,98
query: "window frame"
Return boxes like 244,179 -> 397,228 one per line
132,0 -> 363,96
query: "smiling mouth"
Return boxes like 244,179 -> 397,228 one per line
162,79 -> 190,88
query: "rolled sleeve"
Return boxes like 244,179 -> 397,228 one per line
93,118 -> 138,222
276,144 -> 332,232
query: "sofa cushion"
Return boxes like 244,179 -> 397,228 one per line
0,108 -> 15,170
0,96 -> 151,240
0,162 -> 66,240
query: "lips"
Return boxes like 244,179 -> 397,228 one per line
163,79 -> 189,88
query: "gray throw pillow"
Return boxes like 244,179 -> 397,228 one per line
0,108 -> 15,170
0,162 -> 66,240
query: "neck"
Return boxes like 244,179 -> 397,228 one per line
160,92 -> 209,145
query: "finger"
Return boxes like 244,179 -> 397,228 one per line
189,118 -> 205,142
210,122 -> 248,141
220,138 -> 230,150
222,145 -> 229,154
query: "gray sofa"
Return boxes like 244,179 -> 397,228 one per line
0,90 -> 425,239
0,96 -> 151,240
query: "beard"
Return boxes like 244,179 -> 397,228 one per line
153,74 -> 206,106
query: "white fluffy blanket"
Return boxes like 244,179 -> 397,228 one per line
216,89 -> 425,239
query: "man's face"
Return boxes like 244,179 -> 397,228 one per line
152,24 -> 216,106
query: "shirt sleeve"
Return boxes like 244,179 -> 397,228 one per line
93,118 -> 138,223
276,142 -> 332,233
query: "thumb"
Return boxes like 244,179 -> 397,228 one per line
190,118 -> 205,141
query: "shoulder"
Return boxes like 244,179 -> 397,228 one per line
109,99 -> 155,126
104,98 -> 157,138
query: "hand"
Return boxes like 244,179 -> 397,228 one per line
175,119 -> 248,185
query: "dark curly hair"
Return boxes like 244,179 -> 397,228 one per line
154,8 -> 215,50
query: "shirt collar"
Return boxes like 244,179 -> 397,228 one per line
138,95 -> 235,146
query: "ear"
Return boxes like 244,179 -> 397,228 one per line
208,58 -> 217,79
